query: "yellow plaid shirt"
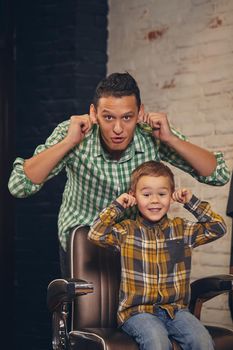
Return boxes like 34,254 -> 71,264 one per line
88,195 -> 226,325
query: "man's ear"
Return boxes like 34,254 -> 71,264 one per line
89,104 -> 98,124
137,104 -> 145,123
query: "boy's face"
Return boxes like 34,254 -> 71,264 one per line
91,95 -> 143,159
133,175 -> 172,222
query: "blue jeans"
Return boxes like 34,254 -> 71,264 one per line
121,308 -> 214,350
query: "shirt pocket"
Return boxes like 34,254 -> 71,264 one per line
165,238 -> 185,264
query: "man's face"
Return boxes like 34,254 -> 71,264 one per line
93,95 -> 143,158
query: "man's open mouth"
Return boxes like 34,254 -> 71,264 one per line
111,137 -> 125,144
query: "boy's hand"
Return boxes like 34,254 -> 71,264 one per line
172,188 -> 192,204
116,193 -> 136,209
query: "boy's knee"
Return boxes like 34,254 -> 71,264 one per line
143,334 -> 172,350
188,330 -> 214,350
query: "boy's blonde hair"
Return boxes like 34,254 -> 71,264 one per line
130,161 -> 175,193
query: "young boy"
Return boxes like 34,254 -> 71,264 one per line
88,161 -> 226,350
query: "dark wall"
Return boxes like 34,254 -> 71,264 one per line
13,1 -> 108,349
0,0 -> 15,346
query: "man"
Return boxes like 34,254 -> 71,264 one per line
8,72 -> 230,276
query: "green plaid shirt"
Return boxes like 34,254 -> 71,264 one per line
8,121 -> 230,250
88,196 -> 226,325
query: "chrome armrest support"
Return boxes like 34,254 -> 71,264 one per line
47,279 -> 94,350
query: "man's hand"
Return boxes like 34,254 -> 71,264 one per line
65,113 -> 96,147
23,111 -> 97,185
139,112 -> 175,143
116,193 -> 137,209
172,188 -> 192,204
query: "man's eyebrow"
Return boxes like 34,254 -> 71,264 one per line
102,109 -> 134,115
122,111 -> 134,115
102,109 -> 113,113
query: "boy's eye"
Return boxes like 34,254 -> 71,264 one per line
143,193 -> 150,197
159,193 -> 166,196
123,115 -> 131,121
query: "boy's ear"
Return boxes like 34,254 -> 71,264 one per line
129,189 -> 136,201
89,104 -> 98,124
137,104 -> 145,123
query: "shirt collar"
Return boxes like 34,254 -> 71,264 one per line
136,212 -> 169,230
134,125 -> 147,153
91,125 -> 102,157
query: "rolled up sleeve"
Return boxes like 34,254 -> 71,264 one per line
159,127 -> 230,186
8,120 -> 71,198
8,157 -> 43,197
196,151 -> 230,186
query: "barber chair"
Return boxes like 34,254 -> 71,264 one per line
47,226 -> 233,350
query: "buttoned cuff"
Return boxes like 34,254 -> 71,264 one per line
99,201 -> 124,224
184,195 -> 201,211
12,157 -> 43,195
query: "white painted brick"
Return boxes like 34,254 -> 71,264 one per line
195,53 -> 233,74
201,308 -> 233,329
197,67 -> 233,85
189,26 -> 233,46
174,71 -> 198,87
179,121 -> 214,137
215,0 -> 233,13
215,120 -> 233,134
178,46 -> 201,62
167,85 -> 203,100
166,98 -> 200,114
191,0 -> 213,6
222,11 -> 233,26
200,40 -> 233,58
203,81 -> 233,99
193,251 -> 229,266
206,294 -> 230,311
205,108 -> 233,122
191,263 -> 228,278
205,134 -> 233,148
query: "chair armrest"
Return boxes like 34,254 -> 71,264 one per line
47,278 -> 94,313
189,274 -> 233,318
47,279 -> 94,350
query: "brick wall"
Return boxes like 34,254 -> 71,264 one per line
14,1 -> 108,349
108,0 -> 233,329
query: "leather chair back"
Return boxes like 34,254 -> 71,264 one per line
69,226 -> 121,329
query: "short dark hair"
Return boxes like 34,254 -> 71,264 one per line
93,72 -> 141,109
130,161 -> 175,193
